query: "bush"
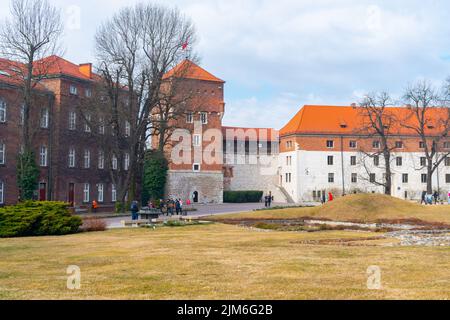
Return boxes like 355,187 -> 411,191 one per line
223,191 -> 263,203
81,217 -> 107,232
0,201 -> 82,238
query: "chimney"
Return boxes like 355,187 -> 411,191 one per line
79,63 -> 92,79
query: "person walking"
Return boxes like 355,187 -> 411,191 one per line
321,191 -> 326,205
328,192 -> 334,202
421,191 -> 426,205
267,192 -> 273,207
433,191 -> 439,205
178,199 -> 184,216
130,200 -> 139,221
175,199 -> 181,215
92,200 -> 99,213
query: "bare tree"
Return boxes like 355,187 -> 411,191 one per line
357,92 -> 398,195
89,3 -> 197,208
0,0 -> 63,149
402,80 -> 450,194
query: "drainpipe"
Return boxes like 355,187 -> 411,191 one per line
47,93 -> 55,201
340,135 -> 345,196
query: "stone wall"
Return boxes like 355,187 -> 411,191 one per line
166,170 -> 224,203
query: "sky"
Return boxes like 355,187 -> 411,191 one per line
2,0 -> 450,130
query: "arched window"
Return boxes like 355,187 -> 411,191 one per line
0,99 -> 6,123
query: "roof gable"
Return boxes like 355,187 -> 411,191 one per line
163,59 -> 224,83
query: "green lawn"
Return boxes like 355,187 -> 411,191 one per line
0,223 -> 449,300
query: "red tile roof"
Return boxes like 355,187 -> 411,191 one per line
34,55 -> 98,80
163,59 -> 224,83
0,58 -> 48,91
280,105 -> 450,137
222,126 -> 279,141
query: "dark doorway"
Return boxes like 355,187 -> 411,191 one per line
39,183 -> 46,201
193,191 -> 199,203
68,183 -> 75,207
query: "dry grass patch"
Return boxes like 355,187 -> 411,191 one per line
0,224 -> 449,300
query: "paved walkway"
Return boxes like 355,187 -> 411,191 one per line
102,202 -> 295,228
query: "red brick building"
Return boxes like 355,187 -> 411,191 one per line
0,56 -> 125,207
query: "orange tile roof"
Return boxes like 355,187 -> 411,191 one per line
222,126 -> 279,141
280,105 -> 450,137
163,59 -> 224,83
34,55 -> 98,81
0,58 -> 49,91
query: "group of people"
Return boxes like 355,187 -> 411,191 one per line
321,192 -> 334,205
264,192 -> 274,207
420,191 -> 449,205
149,198 -> 187,216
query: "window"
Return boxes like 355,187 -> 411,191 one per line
83,150 -> 90,168
446,174 -> 450,184
193,163 -> 201,172
444,142 -> 450,149
97,184 -> 104,202
395,141 -> 403,149
351,173 -> 357,183
124,121 -> 131,137
98,150 -> 105,169
421,174 -> 428,184
328,173 -> 335,183
84,114 -> 91,132
69,111 -> 76,130
285,173 -> 292,183
85,88 -> 92,98
193,134 -> 201,147
112,155 -> 118,170
40,108 -> 49,128
201,112 -> 208,124
186,112 -> 193,123
68,148 -> 76,168
286,141 -> 293,149
20,104 -> 24,125
402,174 -> 409,184
111,184 -> 117,202
420,157 -> 427,167
369,173 -> 376,183
372,140 -> 380,149
349,141 -> 357,149
98,117 -> 105,135
374,155 -> 379,167
350,156 -> 357,166
39,146 -> 48,167
0,143 -> 4,165
0,181 -> 3,204
326,140 -> 334,148
124,153 -> 130,170
419,141 -> 426,149
327,156 -> 334,166
286,156 -> 292,166
70,85 -> 78,95
445,157 -> 450,167
83,183 -> 90,202
0,99 -> 6,122
396,157 -> 403,167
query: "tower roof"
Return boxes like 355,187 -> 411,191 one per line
163,59 -> 224,83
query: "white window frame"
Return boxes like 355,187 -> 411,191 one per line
69,111 -> 76,130
351,173 -> 357,183
0,143 -> 5,165
98,150 -> 105,169
124,153 -> 130,170
192,163 -> 201,172
349,141 -> 357,149
40,145 -> 48,167
186,112 -> 193,124
85,88 -> 92,98
0,99 -> 6,123
83,183 -> 90,202
125,121 -> 131,137
68,148 -> 76,168
201,112 -> 208,124
70,85 -> 78,95
20,104 -> 24,125
111,184 -> 117,202
326,140 -> 334,148
0,181 -> 4,204
193,134 -> 201,147
84,149 -> 90,168
97,183 -> 104,202
98,117 -> 105,135
112,155 -> 118,170
40,108 -> 49,128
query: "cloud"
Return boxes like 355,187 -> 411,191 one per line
3,0 -> 450,129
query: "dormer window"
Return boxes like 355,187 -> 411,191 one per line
70,85 -> 78,95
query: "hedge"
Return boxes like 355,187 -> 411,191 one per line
0,201 -> 82,238
223,191 -> 264,203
